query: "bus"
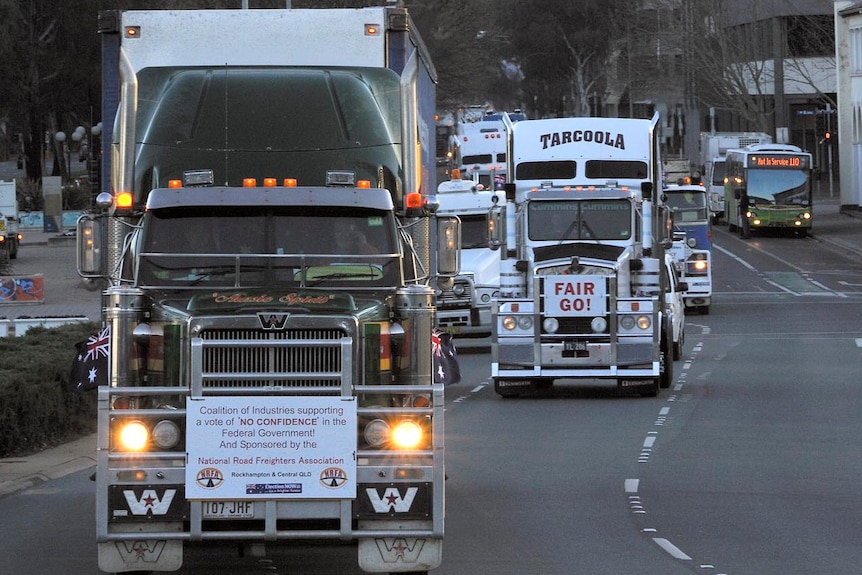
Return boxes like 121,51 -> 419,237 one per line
724,144 -> 813,238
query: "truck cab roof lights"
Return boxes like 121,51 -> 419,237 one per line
357,180 -> 372,189
263,177 -> 277,187
168,180 -> 182,188
283,178 -> 297,187
243,178 -> 257,187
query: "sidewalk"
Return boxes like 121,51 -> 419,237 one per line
1,192 -> 861,499
0,433 -> 96,498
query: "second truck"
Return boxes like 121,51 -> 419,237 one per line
490,114 -> 678,398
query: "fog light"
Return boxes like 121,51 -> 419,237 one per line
590,316 -> 608,333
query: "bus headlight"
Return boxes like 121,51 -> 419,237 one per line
118,421 -> 149,451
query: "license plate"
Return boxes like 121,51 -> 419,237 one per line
564,341 -> 587,352
202,500 -> 254,519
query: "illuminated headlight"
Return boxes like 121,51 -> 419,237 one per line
637,315 -> 651,330
364,419 -> 390,448
752,218 -> 762,225
152,420 -> 181,449
692,259 -> 708,272
363,419 -> 425,450
801,212 -> 811,220
502,315 -> 518,330
452,283 -> 466,296
391,420 -> 423,449
118,421 -> 149,451
517,316 -> 533,330
590,317 -> 608,333
794,220 -> 802,226
687,237 -> 697,248
543,317 -> 559,333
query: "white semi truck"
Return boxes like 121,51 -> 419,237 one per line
490,114 -> 676,398
435,171 -> 504,336
79,8 -> 456,573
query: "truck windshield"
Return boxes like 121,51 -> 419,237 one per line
528,199 -> 632,241
136,206 -> 400,289
460,214 -> 490,249
131,67 -> 404,203
664,190 -> 709,223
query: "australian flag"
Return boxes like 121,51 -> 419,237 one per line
69,325 -> 111,392
431,328 -> 461,385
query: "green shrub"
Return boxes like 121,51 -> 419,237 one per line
0,322 -> 100,457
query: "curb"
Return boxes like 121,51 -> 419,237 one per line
0,454 -> 96,498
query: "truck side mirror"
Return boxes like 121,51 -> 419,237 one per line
436,216 -> 461,278
488,204 -> 505,251
77,214 -> 103,277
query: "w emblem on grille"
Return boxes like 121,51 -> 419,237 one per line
258,312 -> 289,330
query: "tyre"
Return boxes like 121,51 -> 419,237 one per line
659,346 -> 673,389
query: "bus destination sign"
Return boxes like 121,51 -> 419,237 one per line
750,154 -> 810,169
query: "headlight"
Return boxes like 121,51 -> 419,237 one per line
620,315 -> 636,330
637,315 -> 651,330
391,420 -> 423,449
543,317 -> 559,333
517,316 -> 533,330
363,418 -> 425,450
502,316 -> 518,330
692,259 -> 708,272
452,283 -> 466,296
801,212 -> 811,220
152,420 -> 181,449
364,419 -> 390,447
118,421 -> 149,451
687,237 -> 697,248
590,317 -> 608,333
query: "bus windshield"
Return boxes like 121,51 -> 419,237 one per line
747,169 -> 810,205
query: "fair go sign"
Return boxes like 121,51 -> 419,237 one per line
545,275 -> 607,316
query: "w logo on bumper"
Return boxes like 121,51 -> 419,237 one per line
365,487 -> 418,513
258,313 -> 289,330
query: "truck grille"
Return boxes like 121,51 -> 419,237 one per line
198,328 -> 347,392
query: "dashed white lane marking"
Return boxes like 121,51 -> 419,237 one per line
624,478 -> 639,494
653,538 -> 692,561
470,385 -> 484,393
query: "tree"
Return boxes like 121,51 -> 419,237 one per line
497,0 -> 628,118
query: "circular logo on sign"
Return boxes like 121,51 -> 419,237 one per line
319,467 -> 348,489
195,467 -> 224,489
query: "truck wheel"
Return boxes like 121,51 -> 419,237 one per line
659,347 -> 673,389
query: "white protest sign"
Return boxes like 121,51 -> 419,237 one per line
185,396 -> 357,500
544,275 -> 607,316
